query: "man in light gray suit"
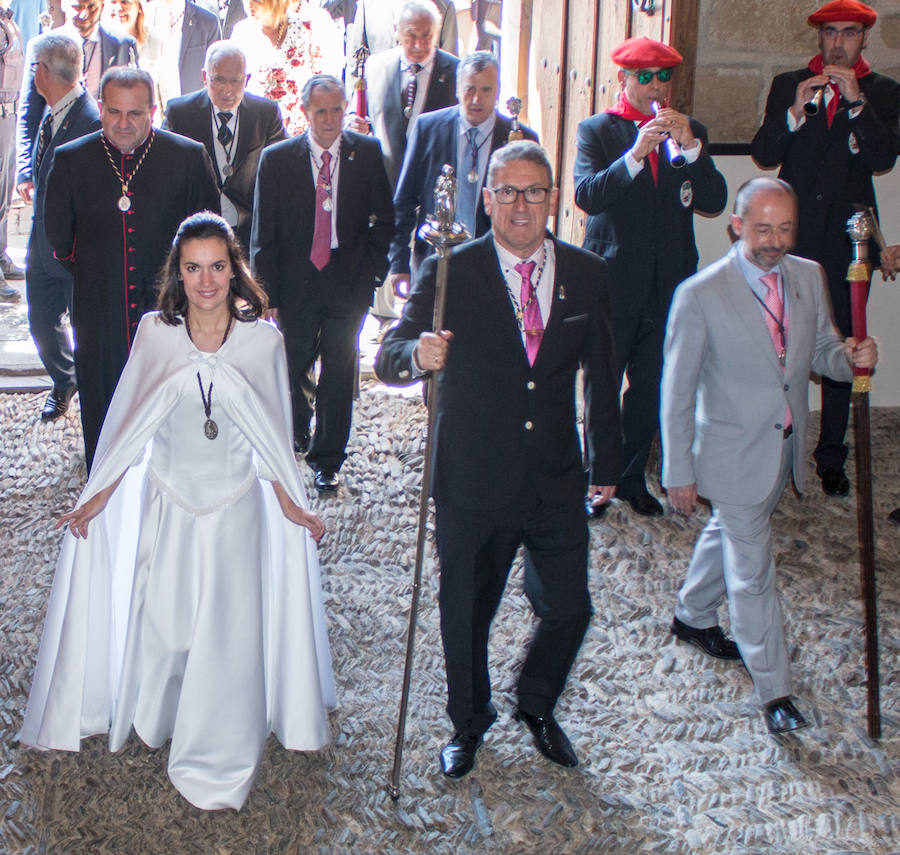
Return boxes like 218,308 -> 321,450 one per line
660,177 -> 877,735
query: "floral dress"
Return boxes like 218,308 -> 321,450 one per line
233,2 -> 344,136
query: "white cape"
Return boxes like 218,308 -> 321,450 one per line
18,313 -> 336,810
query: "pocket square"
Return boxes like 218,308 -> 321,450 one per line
563,313 -> 588,323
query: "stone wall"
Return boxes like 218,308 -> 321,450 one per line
693,0 -> 900,144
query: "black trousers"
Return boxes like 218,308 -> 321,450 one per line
434,485 -> 591,735
279,256 -> 367,472
613,290 -> 667,498
25,229 -> 76,394
814,263 -> 854,472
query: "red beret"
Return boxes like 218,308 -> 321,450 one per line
807,0 -> 877,27
611,37 -> 683,70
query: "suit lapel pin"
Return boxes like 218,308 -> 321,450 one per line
348,149 -> 356,161
558,284 -> 566,300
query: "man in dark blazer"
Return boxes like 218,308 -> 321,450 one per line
347,0 -> 457,324
251,74 -> 394,493
750,0 -> 899,499
388,50 -> 537,296
574,36 -> 726,517
376,141 -> 621,778
16,33 -> 100,421
45,66 -> 219,470
17,1 -> 135,185
163,41 -> 286,250
352,0 -> 458,190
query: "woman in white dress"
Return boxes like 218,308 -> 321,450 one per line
18,212 -> 336,811
231,0 -> 344,135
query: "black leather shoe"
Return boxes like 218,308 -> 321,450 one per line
314,469 -> 339,492
440,731 -> 481,778
626,492 -> 664,516
889,507 -> 900,525
817,466 -> 850,497
764,697 -> 808,734
293,434 -> 310,454
671,616 -> 741,661
40,387 -> 76,421
514,709 -> 578,767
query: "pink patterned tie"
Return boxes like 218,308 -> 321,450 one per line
761,272 -> 791,430
516,259 -> 542,365
310,150 -> 332,271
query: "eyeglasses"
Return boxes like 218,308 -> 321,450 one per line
821,25 -> 864,38
29,61 -> 43,72
624,68 -> 673,84
208,75 -> 248,87
489,185 -> 551,204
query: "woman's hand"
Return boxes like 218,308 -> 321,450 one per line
272,481 -> 325,542
57,473 -> 126,539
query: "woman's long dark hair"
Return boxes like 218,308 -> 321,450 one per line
156,211 -> 268,325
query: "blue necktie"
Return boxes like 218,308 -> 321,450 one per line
457,126 -> 480,236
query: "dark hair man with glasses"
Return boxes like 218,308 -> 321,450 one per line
751,0 -> 899,500
574,36 -> 726,518
163,42 -> 287,251
376,140 -> 621,779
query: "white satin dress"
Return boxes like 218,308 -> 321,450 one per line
18,315 -> 335,810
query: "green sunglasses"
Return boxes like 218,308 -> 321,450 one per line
625,68 -> 673,84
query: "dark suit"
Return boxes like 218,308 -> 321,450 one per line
251,130 -> 394,471
389,106 -> 538,276
176,2 -> 222,99
364,46 -> 458,190
45,129 -> 220,469
375,232 -> 621,732
220,0 -> 247,38
24,91 -> 101,397
163,89 -> 287,249
573,111 -> 726,498
751,67 -> 900,472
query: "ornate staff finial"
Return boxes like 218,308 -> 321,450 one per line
506,96 -> 524,142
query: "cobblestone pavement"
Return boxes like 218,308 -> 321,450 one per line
1,387 -> 898,854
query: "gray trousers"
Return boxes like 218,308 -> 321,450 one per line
0,105 -> 16,256
675,436 -> 794,705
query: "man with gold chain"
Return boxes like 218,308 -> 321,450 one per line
45,66 -> 219,470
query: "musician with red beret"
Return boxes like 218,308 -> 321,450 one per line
574,36 -> 726,518
751,0 -> 900,500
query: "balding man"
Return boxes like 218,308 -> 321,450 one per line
164,41 -> 287,250
751,0 -> 899,499
45,66 -> 219,468
17,34 -> 100,422
661,177 -> 877,734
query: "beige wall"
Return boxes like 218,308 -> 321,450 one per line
693,0 -> 900,144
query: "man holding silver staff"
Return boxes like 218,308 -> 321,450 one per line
574,36 -> 726,518
376,141 -> 621,779
751,0 -> 899,500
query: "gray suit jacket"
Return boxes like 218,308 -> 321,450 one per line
661,245 -> 852,505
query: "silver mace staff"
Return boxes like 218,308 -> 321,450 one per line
389,165 -> 470,800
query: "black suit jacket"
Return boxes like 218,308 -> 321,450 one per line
573,111 -> 726,319
250,130 -> 394,311
750,67 -> 900,287
163,89 -> 287,247
375,232 -> 622,510
29,91 -> 101,273
389,106 -> 538,274
364,47 -> 459,189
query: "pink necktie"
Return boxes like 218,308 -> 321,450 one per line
761,272 -> 791,430
516,259 -> 543,365
310,150 -> 332,271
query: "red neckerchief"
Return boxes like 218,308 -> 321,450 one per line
605,93 -> 658,185
807,54 -> 871,127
